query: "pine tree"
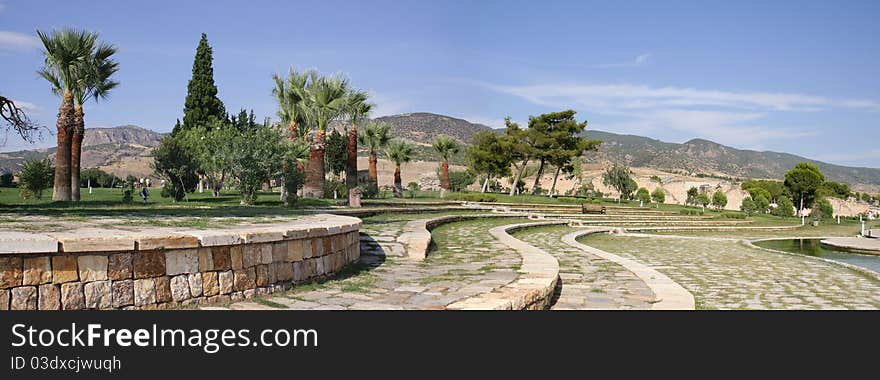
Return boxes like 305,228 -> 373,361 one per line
180,33 -> 225,134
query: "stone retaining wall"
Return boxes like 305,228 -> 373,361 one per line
397,214 -> 526,260
0,214 -> 361,310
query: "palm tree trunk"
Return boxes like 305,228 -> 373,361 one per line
509,158 -> 529,196
440,160 -> 451,190
288,120 -> 298,140
549,166 -> 561,197
52,91 -> 74,201
70,104 -> 84,201
530,158 -> 546,195
303,129 -> 326,198
393,166 -> 402,198
346,123 -> 358,190
368,151 -> 378,190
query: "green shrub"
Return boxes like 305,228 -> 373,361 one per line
679,209 -> 704,216
722,212 -> 746,219
447,193 -> 498,202
17,159 -> 54,200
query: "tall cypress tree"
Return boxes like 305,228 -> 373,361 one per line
180,33 -> 225,134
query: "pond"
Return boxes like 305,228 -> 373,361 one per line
754,238 -> 880,273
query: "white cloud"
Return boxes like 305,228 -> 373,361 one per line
593,53 -> 652,68
0,31 -> 40,50
369,91 -> 411,117
484,82 -> 880,113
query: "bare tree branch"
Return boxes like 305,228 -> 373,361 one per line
0,95 -> 43,145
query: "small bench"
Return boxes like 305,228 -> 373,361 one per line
581,203 -> 606,214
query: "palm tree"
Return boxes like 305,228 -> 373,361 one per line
271,68 -> 311,140
301,73 -> 348,198
342,89 -> 372,191
385,140 -> 414,198
36,28 -> 98,201
357,121 -> 391,192
432,135 -> 460,191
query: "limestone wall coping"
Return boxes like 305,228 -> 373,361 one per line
396,213 -> 526,260
0,214 -> 361,255
446,221 -> 563,310
562,229 -> 696,310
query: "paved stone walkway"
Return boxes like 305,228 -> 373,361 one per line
217,215 -> 526,310
511,225 -> 654,310
579,233 -> 880,310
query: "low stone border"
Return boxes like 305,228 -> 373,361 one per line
396,214 -> 525,260
747,237 -> 880,281
623,224 -> 801,232
0,214 -> 362,310
562,229 -> 696,310
820,237 -> 880,255
446,221 -> 563,310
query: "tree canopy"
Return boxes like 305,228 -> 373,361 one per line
179,33 -> 226,134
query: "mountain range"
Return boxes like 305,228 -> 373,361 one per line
1,113 -> 878,188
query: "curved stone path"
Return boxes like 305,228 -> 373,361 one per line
214,215 -> 527,310
578,233 -> 880,310
510,225 -> 655,310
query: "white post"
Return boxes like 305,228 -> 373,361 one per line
861,220 -> 866,236
837,215 -> 840,225
88,179 -> 92,194
801,216 -> 805,226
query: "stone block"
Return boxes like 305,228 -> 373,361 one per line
133,278 -> 156,306
51,255 -> 78,284
11,286 -> 37,310
0,231 -> 58,253
83,281 -> 111,309
154,276 -> 172,303
315,256 -> 325,276
133,250 -> 165,279
60,283 -> 85,310
255,265 -> 269,287
38,284 -> 60,310
0,289 -> 8,310
136,234 -> 199,251
275,262 -> 293,282
111,280 -> 134,308
197,248 -> 214,272
322,237 -> 333,257
170,275 -> 191,302
218,270 -> 233,295
165,249 -> 198,275
286,239 -> 304,262
242,244 -> 260,268
230,245 -> 243,270
310,239 -> 323,258
187,273 -> 203,297
108,253 -> 132,280
22,256 -> 52,285
181,229 -> 240,247
211,246 -> 231,270
202,271 -> 219,297
259,244 -> 273,265
233,268 -> 256,292
272,242 -> 287,263
0,256 -> 23,288
77,255 -> 109,282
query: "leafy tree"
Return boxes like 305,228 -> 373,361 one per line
696,193 -> 710,208
385,140 -> 414,198
302,73 -> 348,198
179,121 -> 238,196
812,197 -> 834,220
741,179 -> 786,203
448,170 -> 477,192
358,121 -> 392,195
602,165 -> 637,201
80,168 -> 120,188
467,131 -> 512,193
230,123 -> 288,205
711,190 -> 728,210
503,118 -> 536,196
862,193 -> 872,202
406,182 -> 420,198
745,187 -> 772,204
686,187 -> 699,206
753,194 -> 770,214
651,188 -> 665,207
178,33 -> 225,135
818,181 -> 851,199
37,28 -> 102,201
740,197 -> 757,216
324,128 -> 348,177
152,134 -> 199,202
432,135 -> 460,191
784,162 -> 825,215
279,139 -> 310,206
272,68 -> 311,141
0,173 -> 14,187
772,196 -> 795,217
523,110 -> 598,195
17,159 -> 54,200
636,187 -> 651,205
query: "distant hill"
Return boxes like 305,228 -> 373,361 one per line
583,130 -> 880,185
373,112 -> 492,145
2,117 -> 878,187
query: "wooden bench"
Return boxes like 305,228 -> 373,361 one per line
581,203 -> 606,214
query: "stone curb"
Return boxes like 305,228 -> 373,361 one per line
623,224 -> 801,232
819,237 -> 880,255
562,229 -> 696,310
396,214 -> 526,260
446,221 -> 563,310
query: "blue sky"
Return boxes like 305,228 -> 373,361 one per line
1,0 -> 878,167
